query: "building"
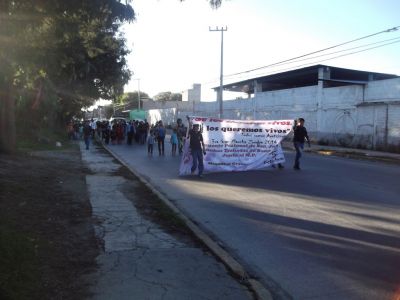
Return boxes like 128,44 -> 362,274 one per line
217,64 -> 397,95
182,83 -> 202,102
144,65 -> 400,152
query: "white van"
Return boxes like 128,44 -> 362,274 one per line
109,116 -> 128,123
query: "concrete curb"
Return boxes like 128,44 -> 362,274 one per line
307,149 -> 400,164
102,144 -> 273,300
282,144 -> 400,164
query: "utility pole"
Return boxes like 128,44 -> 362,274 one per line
209,26 -> 227,118
137,79 -> 141,111
131,78 -> 141,110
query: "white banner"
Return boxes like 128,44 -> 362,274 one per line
179,117 -> 294,175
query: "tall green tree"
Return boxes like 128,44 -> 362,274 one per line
0,0 -> 135,153
117,91 -> 149,108
154,92 -> 182,102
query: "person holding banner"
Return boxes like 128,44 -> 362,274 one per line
189,123 -> 206,178
176,118 -> 187,155
293,118 -> 310,170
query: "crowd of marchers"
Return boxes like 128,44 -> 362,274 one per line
66,118 -> 188,155
66,117 -> 311,174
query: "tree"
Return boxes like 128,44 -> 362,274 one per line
117,91 -> 149,110
154,92 -> 182,102
0,0 -> 135,153
170,93 -> 183,101
103,105 -> 115,119
180,0 -> 223,8
0,0 -> 221,153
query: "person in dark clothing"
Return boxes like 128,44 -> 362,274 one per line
157,121 -> 166,155
176,118 -> 187,154
189,124 -> 206,178
102,122 -> 111,145
293,118 -> 310,170
127,121 -> 134,145
83,121 -> 92,150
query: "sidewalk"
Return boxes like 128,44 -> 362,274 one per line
80,142 -> 256,300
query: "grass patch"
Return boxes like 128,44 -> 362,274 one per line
17,127 -> 74,152
149,193 -> 187,229
115,163 -> 193,238
130,182 -> 189,233
0,222 -> 43,300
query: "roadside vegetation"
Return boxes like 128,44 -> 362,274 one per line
16,128 -> 73,152
0,138 -> 99,300
0,220 -> 43,300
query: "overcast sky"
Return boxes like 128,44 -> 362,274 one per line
121,0 -> 400,100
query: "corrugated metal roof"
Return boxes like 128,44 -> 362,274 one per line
215,64 -> 398,93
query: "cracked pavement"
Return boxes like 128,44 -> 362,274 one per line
80,143 -> 252,300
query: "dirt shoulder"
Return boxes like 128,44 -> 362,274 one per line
0,145 -> 99,300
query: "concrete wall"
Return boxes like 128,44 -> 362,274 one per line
365,77 -> 400,102
143,77 -> 400,151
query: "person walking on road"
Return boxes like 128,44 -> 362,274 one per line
170,129 -> 178,156
83,121 -> 92,150
293,118 -> 310,170
157,121 -> 166,155
147,131 -> 155,156
176,118 -> 187,155
189,124 -> 206,178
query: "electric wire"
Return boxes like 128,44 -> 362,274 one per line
201,36 -> 400,86
237,36 -> 400,72
199,26 -> 400,89
239,39 -> 400,81
224,26 -> 400,78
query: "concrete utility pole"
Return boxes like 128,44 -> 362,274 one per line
136,79 -> 141,111
131,78 -> 141,110
209,26 -> 227,118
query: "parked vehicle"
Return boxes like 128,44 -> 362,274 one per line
109,116 -> 128,124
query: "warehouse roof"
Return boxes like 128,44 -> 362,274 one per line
215,65 -> 398,94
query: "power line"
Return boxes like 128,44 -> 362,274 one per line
255,36 -> 400,70
224,26 -> 400,78
223,36 -> 400,82
198,27 -> 400,89
231,39 -> 400,81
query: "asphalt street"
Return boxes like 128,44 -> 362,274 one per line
106,141 -> 400,300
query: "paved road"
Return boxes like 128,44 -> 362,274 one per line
106,142 -> 400,300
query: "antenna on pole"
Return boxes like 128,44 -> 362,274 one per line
209,26 -> 227,118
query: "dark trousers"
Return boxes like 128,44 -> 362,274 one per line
84,136 -> 90,150
158,137 -> 165,155
127,132 -> 133,145
148,144 -> 153,155
191,149 -> 204,175
294,142 -> 304,167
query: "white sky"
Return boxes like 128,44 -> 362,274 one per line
122,0 -> 400,101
